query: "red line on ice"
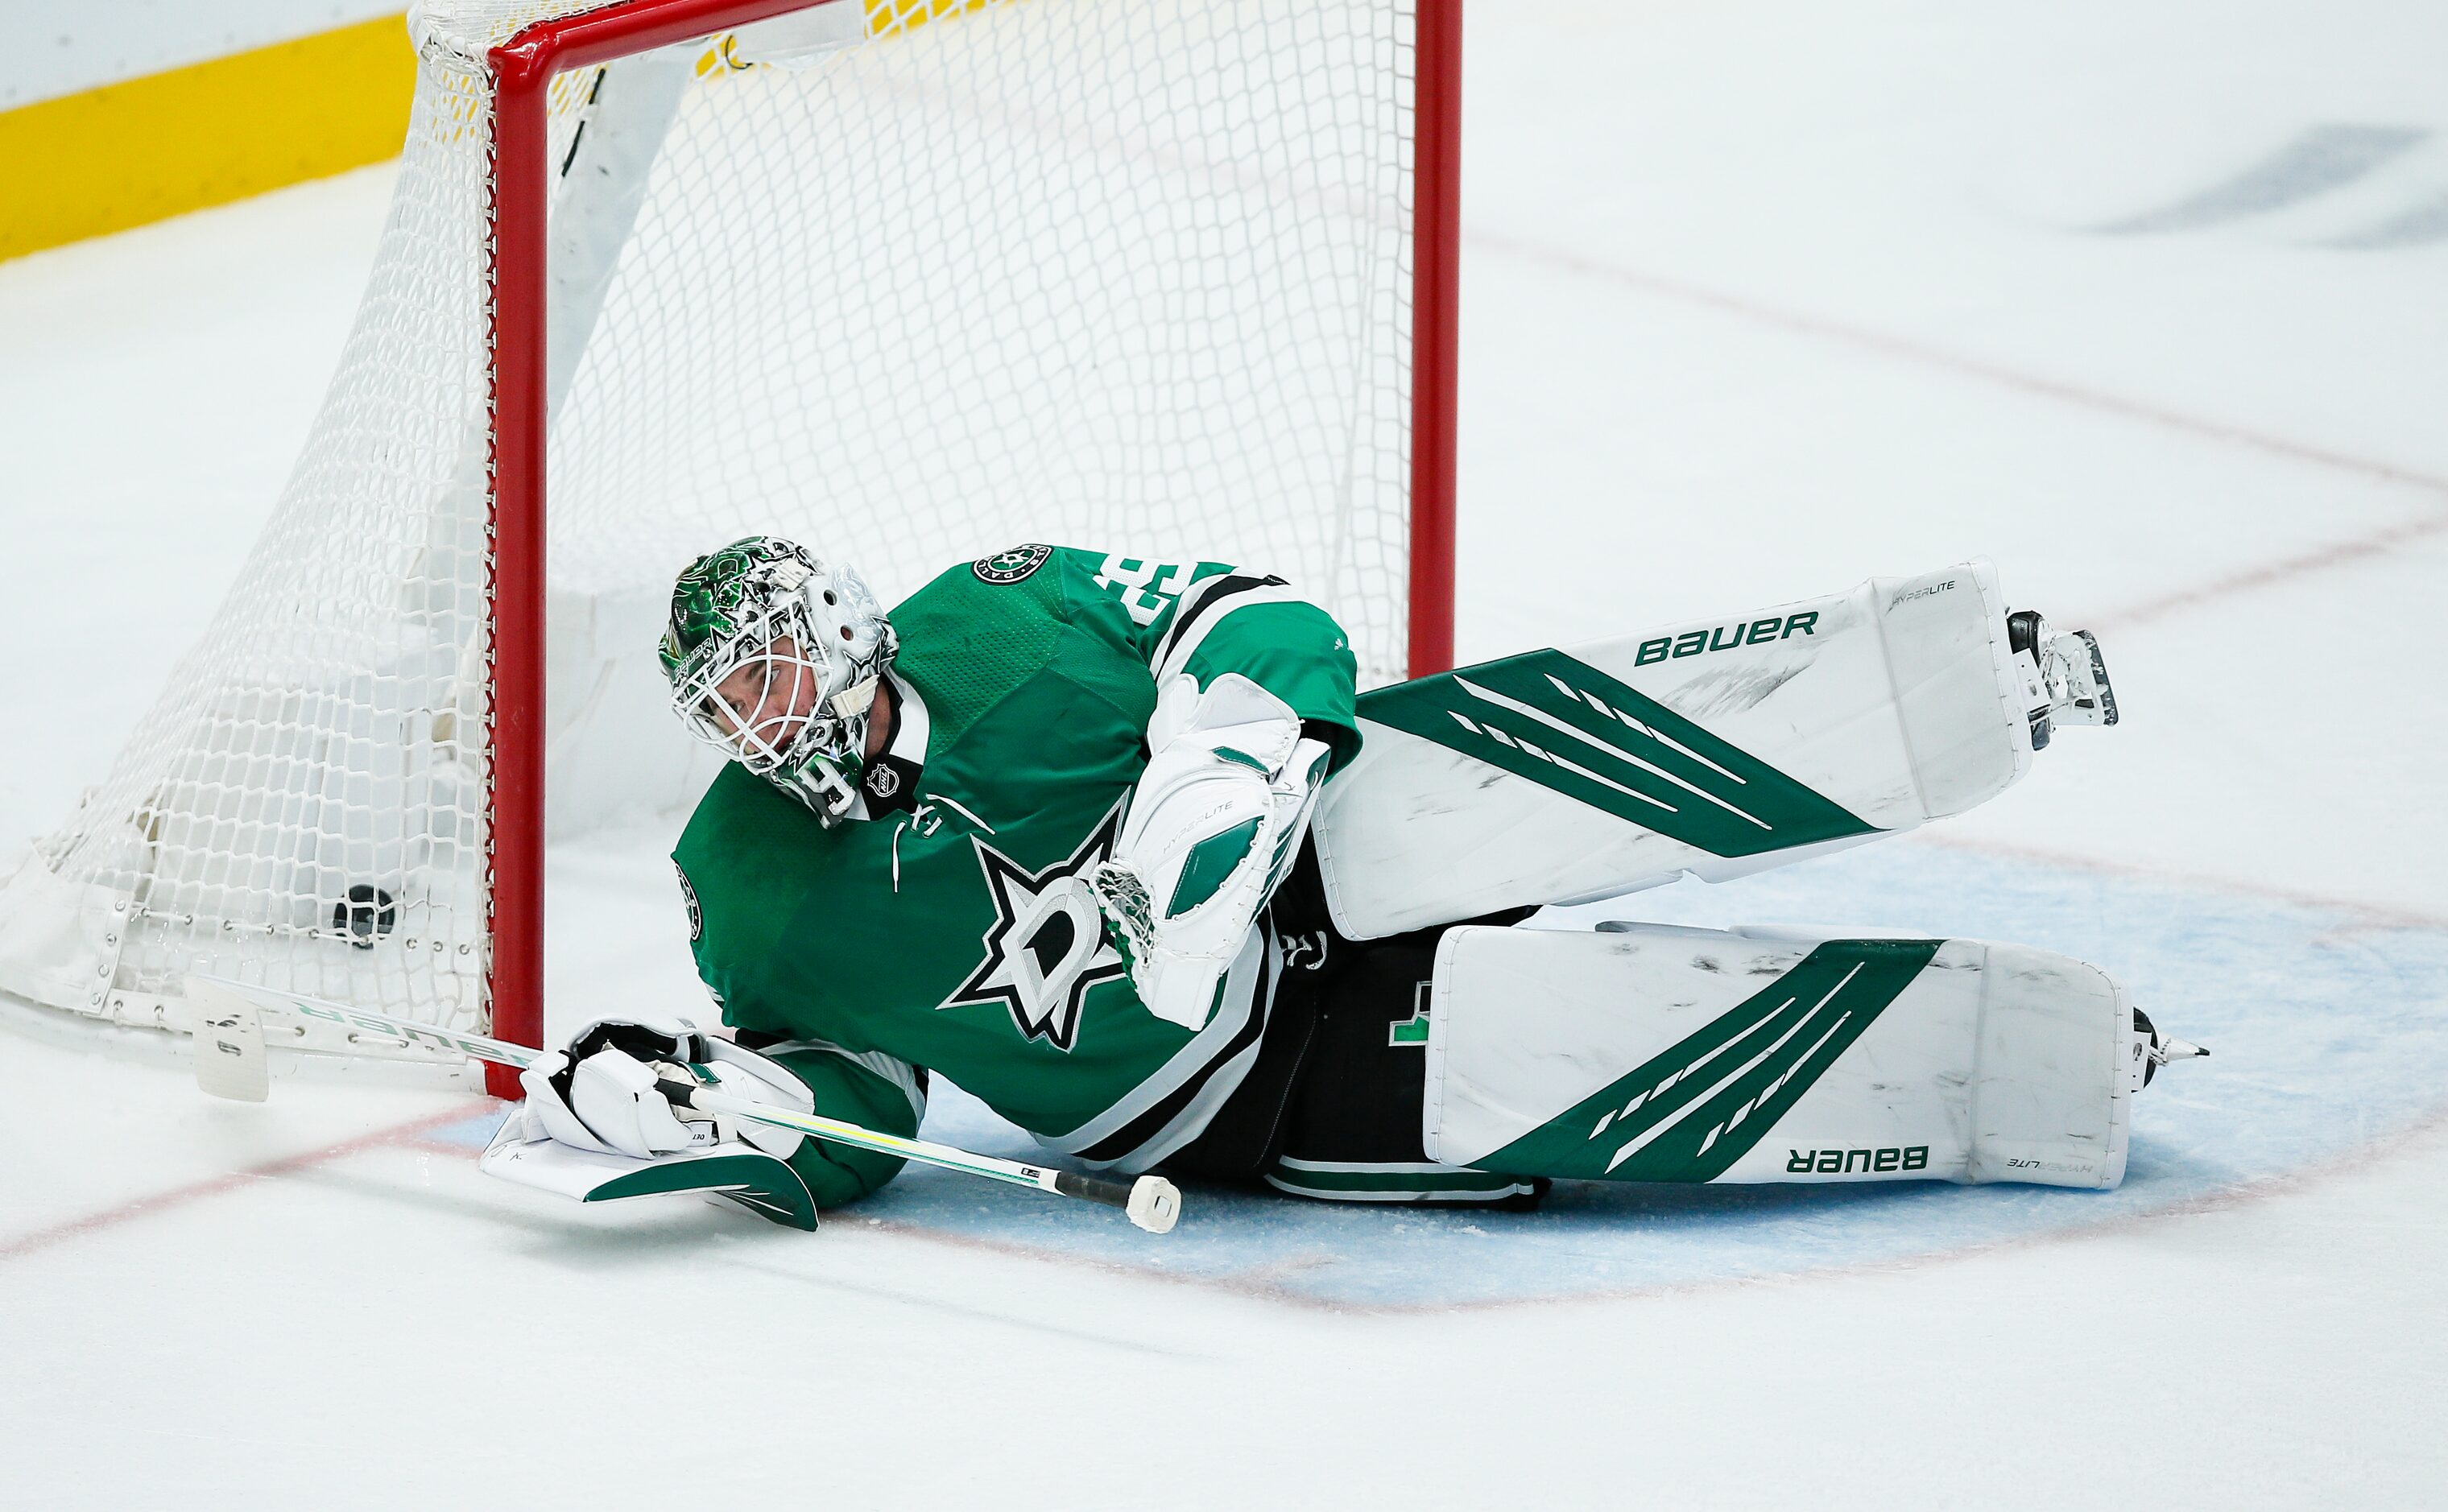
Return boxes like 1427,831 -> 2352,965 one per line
1478,230 -> 2448,618
1470,229 -> 2448,503
0,1105 -> 484,1265
2083,510 -> 2448,632
1906,830 -> 2448,932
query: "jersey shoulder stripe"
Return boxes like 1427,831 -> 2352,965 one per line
1152,576 -> 1311,684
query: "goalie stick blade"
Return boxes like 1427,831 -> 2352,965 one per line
187,977 -> 271,1103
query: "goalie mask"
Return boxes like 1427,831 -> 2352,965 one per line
660,536 -> 896,823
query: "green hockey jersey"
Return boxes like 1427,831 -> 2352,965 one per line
672,545 -> 1359,1208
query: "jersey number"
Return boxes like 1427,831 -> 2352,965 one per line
1093,556 -> 1190,627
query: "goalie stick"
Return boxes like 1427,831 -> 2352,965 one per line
185,974 -> 1182,1234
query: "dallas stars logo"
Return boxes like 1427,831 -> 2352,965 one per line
939,803 -> 1127,1051
972,543 -> 1052,585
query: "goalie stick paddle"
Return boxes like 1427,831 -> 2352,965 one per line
183,974 -> 1182,1235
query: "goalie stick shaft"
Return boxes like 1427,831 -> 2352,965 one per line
188,975 -> 1181,1233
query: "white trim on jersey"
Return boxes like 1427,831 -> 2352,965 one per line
1152,578 -> 1312,688
1027,922 -> 1277,1169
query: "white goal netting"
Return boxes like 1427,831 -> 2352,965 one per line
0,0 -> 1428,1052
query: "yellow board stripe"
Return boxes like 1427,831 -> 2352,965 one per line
701,0 -> 999,72
0,2 -> 1010,266
866,0 -> 1001,35
0,14 -> 416,264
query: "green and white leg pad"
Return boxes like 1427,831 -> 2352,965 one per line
1313,560 -> 2038,937
1424,922 -> 2136,1190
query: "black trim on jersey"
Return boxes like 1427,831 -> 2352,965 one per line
1164,967 -> 1321,1182
1161,848 -> 1543,1181
1073,939 -> 1279,1166
857,673 -> 924,816
1159,843 -> 1336,1179
860,752 -> 920,814
1148,572 -> 1288,674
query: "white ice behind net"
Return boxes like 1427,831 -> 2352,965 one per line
0,0 -> 1420,1049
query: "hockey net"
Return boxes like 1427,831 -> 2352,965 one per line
0,0 -> 1455,1063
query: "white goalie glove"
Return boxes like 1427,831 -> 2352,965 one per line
1094,673 -> 1334,1032
512,1018 -> 814,1161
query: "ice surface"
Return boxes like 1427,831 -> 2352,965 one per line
4,2 -> 2446,1506
734,843 -> 2448,1311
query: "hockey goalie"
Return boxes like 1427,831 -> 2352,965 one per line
483,538 -> 2202,1227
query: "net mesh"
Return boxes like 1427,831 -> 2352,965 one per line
0,0 -> 1422,1047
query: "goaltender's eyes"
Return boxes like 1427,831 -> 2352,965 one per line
705,665 -> 763,733
746,656 -> 808,729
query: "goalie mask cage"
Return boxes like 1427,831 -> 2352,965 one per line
0,0 -> 1460,1090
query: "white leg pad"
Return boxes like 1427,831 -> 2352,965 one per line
1313,561 -> 2032,937
1422,923 -> 2132,1189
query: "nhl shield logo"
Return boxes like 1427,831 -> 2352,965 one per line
973,543 -> 1052,585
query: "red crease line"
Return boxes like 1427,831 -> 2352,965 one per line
2086,511 -> 2448,631
1907,829 -> 2448,932
0,1105 -> 486,1265
1470,229 -> 2448,501
1473,230 -> 2448,630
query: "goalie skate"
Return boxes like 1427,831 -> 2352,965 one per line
2132,1006 -> 2209,1090
2008,610 -> 2119,750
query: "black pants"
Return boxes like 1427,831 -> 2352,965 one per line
1164,846 -> 1546,1208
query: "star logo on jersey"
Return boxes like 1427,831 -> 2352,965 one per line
939,802 -> 1128,1051
972,543 -> 1052,585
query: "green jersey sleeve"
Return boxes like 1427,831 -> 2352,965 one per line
1053,549 -> 1363,774
759,1040 -> 928,1208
